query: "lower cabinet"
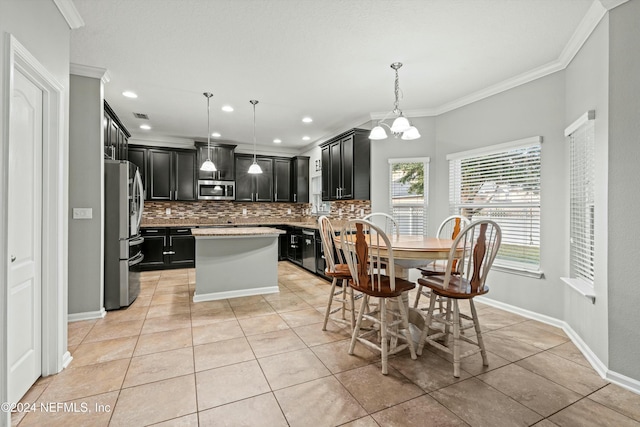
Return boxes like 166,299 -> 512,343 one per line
140,227 -> 195,270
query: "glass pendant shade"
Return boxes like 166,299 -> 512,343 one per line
200,159 -> 216,171
369,125 -> 388,140
390,115 -> 411,133
248,161 -> 263,174
401,126 -> 421,140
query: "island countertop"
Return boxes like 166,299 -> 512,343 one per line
191,226 -> 286,237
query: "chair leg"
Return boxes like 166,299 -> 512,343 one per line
397,295 -> 417,360
349,294 -> 369,355
444,298 -> 453,347
470,299 -> 488,366
380,298 -> 388,375
452,300 -> 461,378
322,277 -> 338,331
413,285 -> 422,308
347,280 -> 355,331
417,293 -> 437,356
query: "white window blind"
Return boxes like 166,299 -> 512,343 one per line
568,117 -> 595,284
389,158 -> 429,235
448,138 -> 541,272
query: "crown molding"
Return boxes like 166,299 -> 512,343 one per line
70,63 -> 110,84
53,0 -> 84,29
557,0 -> 608,68
599,0 -> 629,11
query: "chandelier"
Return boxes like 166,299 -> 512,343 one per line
369,62 -> 420,141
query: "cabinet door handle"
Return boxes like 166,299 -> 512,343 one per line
275,192 -> 277,200
162,251 -> 175,255
294,194 -> 297,202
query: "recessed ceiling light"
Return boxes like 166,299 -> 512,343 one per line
273,139 -> 282,144
221,105 -> 234,112
122,91 -> 138,98
139,124 -> 151,130
211,132 -> 221,138
302,117 -> 313,123
302,136 -> 310,141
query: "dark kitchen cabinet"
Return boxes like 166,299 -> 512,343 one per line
103,100 -> 131,161
273,158 -> 291,202
235,154 -> 273,202
291,156 -> 309,203
128,146 -> 147,197
321,128 -> 370,201
195,142 -> 236,181
148,148 -> 196,201
139,227 -> 195,270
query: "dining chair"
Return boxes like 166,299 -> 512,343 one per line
413,215 -> 470,309
341,219 -> 417,375
318,215 -> 357,331
362,212 -> 399,237
416,219 -> 501,377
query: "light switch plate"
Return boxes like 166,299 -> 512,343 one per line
73,208 -> 92,219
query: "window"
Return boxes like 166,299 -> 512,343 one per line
566,111 -> 596,285
389,158 -> 429,235
448,137 -> 542,274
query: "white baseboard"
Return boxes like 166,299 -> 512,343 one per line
193,286 -> 280,302
68,307 -> 106,322
61,351 -> 73,369
477,296 -> 640,395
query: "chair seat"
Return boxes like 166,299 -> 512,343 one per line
325,263 -> 352,279
350,275 -> 415,297
417,275 -> 489,299
418,260 -> 448,276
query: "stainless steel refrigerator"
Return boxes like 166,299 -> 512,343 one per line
104,160 -> 144,310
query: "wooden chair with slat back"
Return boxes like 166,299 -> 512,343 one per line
318,216 -> 357,331
362,212 -> 399,273
341,219 -> 417,375
416,219 -> 501,377
413,215 -> 470,309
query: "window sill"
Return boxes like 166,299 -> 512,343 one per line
492,265 -> 544,279
561,277 -> 596,303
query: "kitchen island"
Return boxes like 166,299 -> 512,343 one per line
191,227 -> 286,302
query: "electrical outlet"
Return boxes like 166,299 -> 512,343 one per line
242,208 -> 247,216
72,208 -> 92,219
351,204 -> 355,211
360,209 -> 364,216
287,208 -> 291,215
165,207 -> 171,215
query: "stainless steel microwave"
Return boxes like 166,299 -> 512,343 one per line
198,180 -> 235,200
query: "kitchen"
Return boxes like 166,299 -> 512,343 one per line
2,0 -> 640,426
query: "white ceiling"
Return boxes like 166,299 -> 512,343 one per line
69,0 -> 596,153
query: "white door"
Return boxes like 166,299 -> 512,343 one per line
7,69 -> 43,403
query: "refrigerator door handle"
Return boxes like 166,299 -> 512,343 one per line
134,168 -> 144,233
129,236 -> 145,246
128,251 -> 144,267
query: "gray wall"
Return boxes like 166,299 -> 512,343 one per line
68,75 -> 104,315
564,15 -> 610,366
608,0 -> 640,382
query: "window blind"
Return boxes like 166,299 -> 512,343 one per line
389,158 -> 429,235
448,139 -> 541,271
568,119 -> 595,283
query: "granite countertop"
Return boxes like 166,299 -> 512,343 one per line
191,227 -> 286,237
141,218 -> 323,230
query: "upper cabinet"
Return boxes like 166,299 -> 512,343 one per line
235,154 -> 273,202
274,158 -> 291,202
195,142 -> 236,181
129,145 -> 197,201
291,156 -> 309,203
321,128 -> 370,201
103,101 -> 131,161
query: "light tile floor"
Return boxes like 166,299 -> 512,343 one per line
12,262 -> 640,426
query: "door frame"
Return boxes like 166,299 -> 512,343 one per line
1,34 -> 69,423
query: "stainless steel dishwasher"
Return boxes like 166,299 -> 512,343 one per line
301,229 -> 316,273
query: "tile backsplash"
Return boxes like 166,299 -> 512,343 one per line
143,200 -> 370,223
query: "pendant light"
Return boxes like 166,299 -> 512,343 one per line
200,92 -> 217,172
247,100 -> 263,174
369,62 -> 420,141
